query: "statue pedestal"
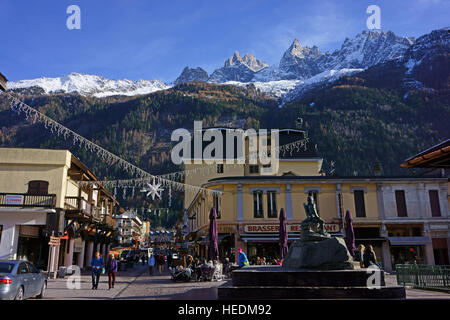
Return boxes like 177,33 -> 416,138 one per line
217,266 -> 406,299
218,236 -> 405,300
283,237 -> 354,270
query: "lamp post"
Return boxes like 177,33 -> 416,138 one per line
0,73 -> 7,92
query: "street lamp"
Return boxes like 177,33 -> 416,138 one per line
0,73 -> 7,92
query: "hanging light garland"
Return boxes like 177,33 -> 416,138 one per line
5,92 -> 222,196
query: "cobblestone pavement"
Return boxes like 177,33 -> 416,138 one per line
42,267 -> 449,300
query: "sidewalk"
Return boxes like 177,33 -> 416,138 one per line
43,263 -> 148,300
385,274 -> 450,299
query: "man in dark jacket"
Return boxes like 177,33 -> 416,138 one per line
106,253 -> 118,289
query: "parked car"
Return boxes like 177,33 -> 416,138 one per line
0,260 -> 47,300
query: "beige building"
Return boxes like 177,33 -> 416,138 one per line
0,148 -> 118,275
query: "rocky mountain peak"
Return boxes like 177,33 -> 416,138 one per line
174,67 -> 209,85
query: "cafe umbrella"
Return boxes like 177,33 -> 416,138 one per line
209,208 -> 219,261
279,208 -> 288,259
344,210 -> 356,257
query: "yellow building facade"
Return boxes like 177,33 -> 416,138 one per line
0,148 -> 118,275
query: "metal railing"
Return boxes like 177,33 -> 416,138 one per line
0,192 -> 56,208
396,264 -> 450,291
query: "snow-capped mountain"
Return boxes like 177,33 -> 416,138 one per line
8,73 -> 170,97
402,28 -> 449,74
177,30 -> 417,99
208,51 -> 268,83
278,40 -> 322,79
9,29 -> 446,103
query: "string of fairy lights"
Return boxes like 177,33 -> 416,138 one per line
2,91 -> 311,202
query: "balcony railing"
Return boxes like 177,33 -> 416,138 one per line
0,193 -> 56,208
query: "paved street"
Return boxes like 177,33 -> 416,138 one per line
43,263 -> 225,300
42,266 -> 449,300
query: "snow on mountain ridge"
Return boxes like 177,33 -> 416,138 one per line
8,73 -> 170,97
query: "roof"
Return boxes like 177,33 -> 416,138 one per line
401,139 -> 450,168
0,72 -> 7,92
207,175 -> 447,184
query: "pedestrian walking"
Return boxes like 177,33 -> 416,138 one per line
363,245 -> 377,268
237,248 -> 249,268
157,253 -> 165,275
91,251 -> 103,290
106,253 -> 118,289
148,254 -> 155,276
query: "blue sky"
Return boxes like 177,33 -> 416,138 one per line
1,0 -> 448,82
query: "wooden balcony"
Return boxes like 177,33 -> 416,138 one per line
102,214 -> 116,229
64,197 -> 102,222
0,192 -> 56,208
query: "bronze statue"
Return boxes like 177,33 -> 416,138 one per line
302,195 -> 329,238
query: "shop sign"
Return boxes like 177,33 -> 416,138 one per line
218,225 -> 235,233
244,223 -> 341,233
5,194 -> 24,205
48,236 -> 60,246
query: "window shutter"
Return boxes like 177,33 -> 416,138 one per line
27,180 -> 49,195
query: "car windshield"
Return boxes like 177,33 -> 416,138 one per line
0,262 -> 15,273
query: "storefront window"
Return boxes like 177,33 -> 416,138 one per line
391,246 -> 424,265
253,191 -> 263,218
267,192 -> 277,218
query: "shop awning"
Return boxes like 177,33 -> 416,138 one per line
197,234 -> 231,244
388,236 -> 431,246
355,237 -> 387,244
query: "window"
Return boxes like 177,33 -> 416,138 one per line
27,180 -> 49,195
17,262 -> 29,274
249,165 -> 259,174
429,190 -> 441,217
253,191 -> 263,218
395,190 -> 408,217
353,190 -> 366,217
267,191 -> 277,218
217,164 -> 224,174
214,194 -> 221,219
26,262 -> 39,273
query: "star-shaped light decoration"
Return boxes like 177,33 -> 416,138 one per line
140,180 -> 164,200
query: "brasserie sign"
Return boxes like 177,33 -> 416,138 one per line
244,223 -> 341,233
